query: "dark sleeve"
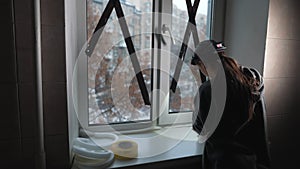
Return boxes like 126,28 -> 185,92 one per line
193,81 -> 211,135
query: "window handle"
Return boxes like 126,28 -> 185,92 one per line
155,27 -> 166,45
162,24 -> 175,45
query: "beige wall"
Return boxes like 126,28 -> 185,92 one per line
263,0 -> 300,168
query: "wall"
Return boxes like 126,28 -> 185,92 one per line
40,0 -> 69,168
224,0 -> 270,73
263,0 -> 300,168
0,0 -> 37,168
0,0 -> 69,169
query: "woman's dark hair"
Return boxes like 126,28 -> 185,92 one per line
218,52 -> 258,120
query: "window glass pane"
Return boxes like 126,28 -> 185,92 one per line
169,0 -> 211,113
87,0 -> 152,125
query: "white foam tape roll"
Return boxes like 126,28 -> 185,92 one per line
111,140 -> 138,159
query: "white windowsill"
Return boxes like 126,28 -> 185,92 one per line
106,125 -> 204,168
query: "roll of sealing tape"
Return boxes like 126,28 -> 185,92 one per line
111,140 -> 138,160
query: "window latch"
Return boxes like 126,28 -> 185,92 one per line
162,24 -> 175,45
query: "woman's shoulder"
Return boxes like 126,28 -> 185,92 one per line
195,80 -> 212,108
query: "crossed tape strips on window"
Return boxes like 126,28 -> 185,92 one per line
86,0 -> 151,105
170,0 -> 207,93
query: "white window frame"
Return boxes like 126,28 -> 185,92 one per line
157,0 -> 220,125
69,0 -> 225,133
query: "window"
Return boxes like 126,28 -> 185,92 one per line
74,0 -> 216,132
86,0 -> 153,127
158,0 -> 212,125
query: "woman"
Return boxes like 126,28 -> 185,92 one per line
191,40 -> 270,169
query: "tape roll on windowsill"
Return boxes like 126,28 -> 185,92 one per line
111,140 -> 138,160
